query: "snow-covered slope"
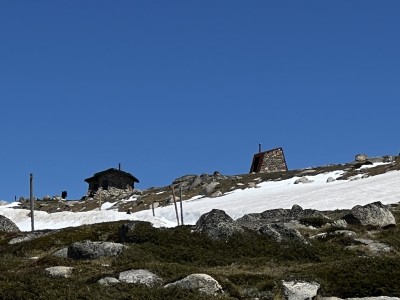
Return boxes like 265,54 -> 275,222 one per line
1,167 -> 399,232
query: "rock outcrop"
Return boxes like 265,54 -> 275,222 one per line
344,202 -> 396,228
67,240 -> 127,259
193,209 -> 244,241
259,223 -> 308,244
0,215 -> 20,233
237,205 -> 328,229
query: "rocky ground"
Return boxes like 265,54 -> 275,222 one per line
15,154 -> 400,216
1,154 -> 400,299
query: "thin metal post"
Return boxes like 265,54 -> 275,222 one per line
99,189 -> 102,210
180,187 -> 184,225
259,143 -> 262,153
151,193 -> 155,216
30,173 -> 34,232
171,185 -> 180,226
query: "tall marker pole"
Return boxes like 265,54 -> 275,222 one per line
180,187 -> 184,225
30,173 -> 34,232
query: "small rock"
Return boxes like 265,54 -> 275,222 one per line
326,177 -> 335,183
294,176 -> 313,184
280,281 -> 320,300
98,277 -> 120,286
211,190 -> 223,198
119,269 -> 162,286
45,266 -> 73,278
164,274 -> 223,296
53,247 -> 69,258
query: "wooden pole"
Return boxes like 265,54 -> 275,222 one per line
180,187 -> 184,225
99,188 -> 102,211
30,173 -> 34,232
151,194 -> 155,217
171,185 -> 180,226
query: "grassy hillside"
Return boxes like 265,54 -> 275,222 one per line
1,207 -> 400,299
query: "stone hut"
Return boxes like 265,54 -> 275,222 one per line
85,168 -> 139,194
250,147 -> 288,173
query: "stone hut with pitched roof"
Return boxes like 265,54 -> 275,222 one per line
85,167 -> 139,194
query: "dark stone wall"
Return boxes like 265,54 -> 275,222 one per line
87,171 -> 136,191
260,148 -> 287,173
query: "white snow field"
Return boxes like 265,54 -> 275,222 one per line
1,167 -> 399,232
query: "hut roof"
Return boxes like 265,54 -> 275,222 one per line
84,168 -> 139,183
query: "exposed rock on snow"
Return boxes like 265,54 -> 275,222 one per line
0,214 -> 20,233
294,176 -> 314,184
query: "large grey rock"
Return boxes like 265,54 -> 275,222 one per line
164,274 -> 223,296
345,201 -> 396,228
53,247 -> 69,258
45,266 -> 73,278
383,155 -> 395,163
0,215 -> 20,233
259,223 -> 308,244
67,240 -> 126,259
280,281 -> 320,300
202,182 -> 220,196
260,208 -> 288,222
237,205 -> 328,232
355,154 -> 368,162
193,209 -> 244,241
189,176 -> 202,190
119,269 -> 162,286
264,205 -> 326,223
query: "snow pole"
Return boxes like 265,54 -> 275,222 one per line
151,194 -> 155,217
30,173 -> 34,232
180,187 -> 184,225
171,185 -> 180,226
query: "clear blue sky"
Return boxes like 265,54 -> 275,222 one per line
1,1 -> 399,201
